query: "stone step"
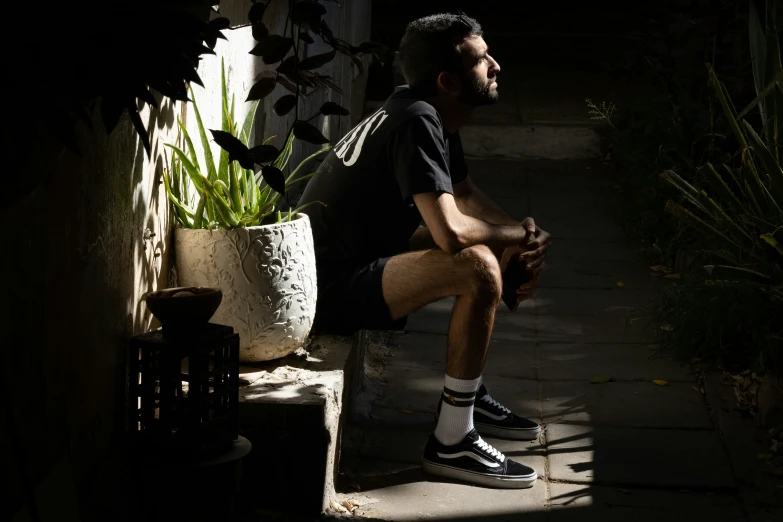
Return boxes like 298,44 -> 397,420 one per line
236,334 -> 362,515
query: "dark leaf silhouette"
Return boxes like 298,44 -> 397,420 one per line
210,129 -> 248,162
299,48 -> 336,70
254,70 -> 277,82
292,1 -> 327,28
354,41 -> 386,54
248,2 -> 267,23
331,38 -> 352,55
276,56 -> 298,76
136,86 -> 158,109
276,74 -> 305,96
258,35 -> 294,64
283,69 -> 315,88
261,166 -> 286,194
273,95 -> 297,116
148,78 -> 189,102
252,22 -> 269,42
293,121 -> 329,144
246,77 -> 277,101
320,101 -> 349,116
209,17 -> 231,30
248,144 -> 281,164
127,105 -> 151,156
249,35 -> 292,62
309,73 -> 344,95
299,31 -> 314,44
347,52 -> 365,73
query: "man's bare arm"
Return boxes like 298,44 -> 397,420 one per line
413,191 -> 544,255
452,176 -> 517,225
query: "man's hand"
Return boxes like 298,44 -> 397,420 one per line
519,218 -> 551,274
507,218 -> 550,305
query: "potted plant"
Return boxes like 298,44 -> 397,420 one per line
162,61 -> 329,362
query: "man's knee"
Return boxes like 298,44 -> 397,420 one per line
456,245 -> 502,300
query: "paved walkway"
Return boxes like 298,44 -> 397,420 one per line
339,158 -> 746,521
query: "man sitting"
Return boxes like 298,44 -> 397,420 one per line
299,13 -> 551,489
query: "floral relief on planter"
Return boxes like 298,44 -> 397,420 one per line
175,214 -> 317,362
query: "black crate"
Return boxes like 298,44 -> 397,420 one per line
129,323 -> 240,461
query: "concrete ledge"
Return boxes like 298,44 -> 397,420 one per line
460,123 -> 601,160
236,333 -> 358,515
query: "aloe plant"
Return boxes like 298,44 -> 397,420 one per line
659,0 -> 783,297
162,59 -> 329,229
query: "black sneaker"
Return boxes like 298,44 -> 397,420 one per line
435,385 -> 542,441
474,385 -> 542,440
422,429 -> 537,488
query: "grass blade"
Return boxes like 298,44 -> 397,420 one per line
165,144 -> 203,190
700,162 -> 746,212
705,264 -> 772,283
737,69 -> 783,121
229,161 -> 242,213
665,199 -> 741,252
743,120 -> 783,204
190,86 -> 219,182
241,101 -> 261,146
286,146 -> 330,184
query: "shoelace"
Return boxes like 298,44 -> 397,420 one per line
474,437 -> 506,462
480,394 -> 511,415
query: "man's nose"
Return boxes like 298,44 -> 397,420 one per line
488,54 -> 500,74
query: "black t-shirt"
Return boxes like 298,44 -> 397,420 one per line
298,85 -> 468,279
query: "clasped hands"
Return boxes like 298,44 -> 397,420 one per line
500,217 -> 551,304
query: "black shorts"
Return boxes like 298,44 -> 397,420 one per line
313,257 -> 408,335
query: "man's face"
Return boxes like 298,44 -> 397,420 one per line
456,35 -> 501,107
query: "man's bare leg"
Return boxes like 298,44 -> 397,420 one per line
381,244 -> 502,379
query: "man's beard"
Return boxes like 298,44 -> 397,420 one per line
458,75 -> 499,107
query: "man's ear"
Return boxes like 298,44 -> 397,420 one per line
436,71 -> 460,94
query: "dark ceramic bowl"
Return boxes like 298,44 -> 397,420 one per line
143,286 -> 222,330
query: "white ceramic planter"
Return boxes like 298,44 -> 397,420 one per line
175,214 -> 317,362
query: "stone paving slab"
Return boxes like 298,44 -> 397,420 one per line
546,424 -> 735,489
388,332 -> 537,381
536,313 -> 658,344
547,238 -> 639,262
356,469 -> 548,521
549,483 -> 745,521
538,343 -> 694,382
360,426 -> 546,476
540,258 -> 655,291
525,287 -> 653,316
380,367 -> 540,419
405,298 -> 538,342
541,381 -> 712,429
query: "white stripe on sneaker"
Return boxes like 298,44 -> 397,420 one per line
474,407 -> 508,421
436,451 -> 501,468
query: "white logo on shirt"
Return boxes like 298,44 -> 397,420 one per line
334,108 -> 389,167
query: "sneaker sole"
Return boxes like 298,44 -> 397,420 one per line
475,422 -> 541,441
422,459 -> 537,489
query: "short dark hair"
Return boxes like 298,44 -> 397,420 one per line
398,13 -> 483,97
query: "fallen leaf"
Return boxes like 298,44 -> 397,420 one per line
330,499 -> 348,513
650,264 -> 671,273
398,409 -> 414,414
590,376 -> 613,384
616,281 -> 625,288
660,324 -> 674,331
691,386 -> 701,393
771,440 -> 779,453
653,380 -> 669,386
664,273 -> 681,280
757,453 -> 774,461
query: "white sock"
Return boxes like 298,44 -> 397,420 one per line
434,375 -> 481,446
